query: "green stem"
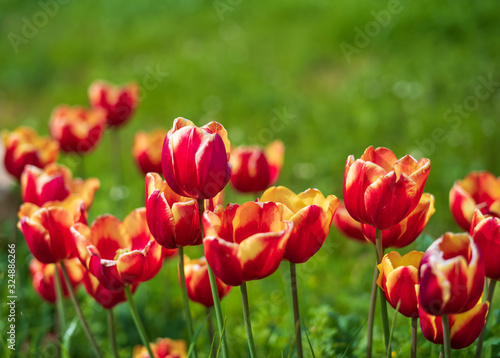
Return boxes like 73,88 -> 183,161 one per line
411,317 -> 417,358
240,282 -> 257,358
386,302 -> 400,358
475,279 -> 496,358
124,286 -> 154,358
107,309 -> 119,358
366,264 -> 378,358
59,261 -> 103,358
442,315 -> 452,358
179,247 -> 198,358
198,198 -> 229,358
54,263 -> 67,356
376,229 -> 390,354
290,262 -> 303,358
207,307 -> 215,345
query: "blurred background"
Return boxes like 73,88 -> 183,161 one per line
1,0 -> 500,357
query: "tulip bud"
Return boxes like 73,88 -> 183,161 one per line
332,201 -> 367,243
133,128 -> 168,175
133,338 -> 187,358
470,209 -> 500,280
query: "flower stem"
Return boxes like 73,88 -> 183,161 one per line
442,314 -> 452,358
289,262 -> 303,358
376,229 -> 390,355
59,261 -> 103,358
54,263 -> 67,355
207,307 -> 215,344
240,282 -> 257,358
411,317 -> 417,358
124,286 -> 154,358
366,264 -> 378,358
198,198 -> 229,358
107,309 -> 119,358
179,246 -> 198,358
475,279 -> 496,358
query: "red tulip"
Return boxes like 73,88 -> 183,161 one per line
203,201 -> 293,286
49,105 -> 106,154
377,251 -> 424,318
82,271 -> 130,309
450,171 -> 500,231
419,232 -> 484,316
145,172 -> 201,249
88,80 -> 139,128
470,209 -> 500,280
2,126 -> 59,180
162,117 -> 231,199
180,256 -> 231,307
73,208 -> 163,291
21,163 -> 99,208
419,299 -> 489,349
133,128 -> 168,175
343,146 -> 430,230
362,193 -> 435,249
133,338 -> 187,358
29,258 -> 84,303
230,140 -> 284,193
332,201 -> 367,243
260,186 -> 339,263
18,196 -> 87,264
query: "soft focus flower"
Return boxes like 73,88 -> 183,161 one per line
377,251 -> 424,318
133,128 -> 168,175
203,201 -> 293,286
362,193 -> 435,249
88,80 -> 139,128
332,201 -> 367,243
21,163 -> 99,208
18,196 -> 87,264
180,256 -> 231,307
343,146 -> 430,230
162,117 -> 231,199
470,209 -> 500,280
73,208 -> 163,291
419,299 -> 489,349
260,186 -> 338,263
2,126 -> 59,180
419,232 -> 484,316
145,172 -> 201,249
82,271 -> 130,309
29,258 -> 84,303
133,337 -> 187,358
49,105 -> 106,154
450,171 -> 500,231
230,140 -> 284,193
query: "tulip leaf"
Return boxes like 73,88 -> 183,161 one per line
340,318 -> 367,358
187,312 -> 211,357
301,318 -> 316,358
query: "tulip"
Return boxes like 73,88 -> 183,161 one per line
419,232 -> 484,316
230,140 -> 284,193
133,338 -> 187,358
82,271 -> 130,309
49,105 -> 106,154
362,193 -> 435,249
18,196 -> 87,264
377,251 -> 424,318
88,80 -> 139,128
343,146 -> 430,230
162,117 -> 231,199
72,208 -> 163,291
133,129 -> 168,175
450,171 -> 500,231
2,126 -> 59,180
21,163 -> 99,208
145,172 -> 201,249
260,186 -> 339,263
470,209 -> 500,280
332,201 -> 367,243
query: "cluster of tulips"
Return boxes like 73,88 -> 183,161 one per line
3,79 -> 500,358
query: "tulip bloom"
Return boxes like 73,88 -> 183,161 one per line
88,80 -> 139,128
180,256 -> 231,307
419,232 -> 484,316
29,258 -> 84,303
2,126 -> 59,180
260,186 -> 338,263
18,196 -> 87,264
145,172 -> 201,249
133,338 -> 187,358
21,163 -> 99,208
470,209 -> 500,280
362,193 -> 435,249
203,201 -> 292,286
133,128 -> 168,175
419,300 -> 489,349
82,271 -> 130,309
73,208 -> 163,291
450,171 -> 500,231
49,105 -> 106,154
162,117 -> 231,199
332,201 -> 367,243
343,146 -> 430,230
377,251 -> 424,318
230,140 -> 284,193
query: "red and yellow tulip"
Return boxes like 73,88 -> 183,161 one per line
133,128 -> 168,175
470,209 -> 500,280
133,337 -> 187,358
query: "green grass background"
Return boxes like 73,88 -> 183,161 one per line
1,0 -> 500,356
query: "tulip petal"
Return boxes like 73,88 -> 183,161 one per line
116,250 -> 145,284
203,236 -> 243,286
